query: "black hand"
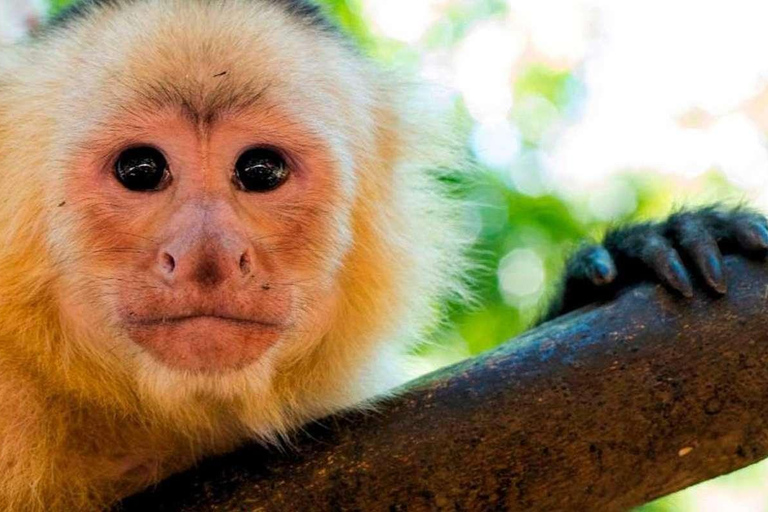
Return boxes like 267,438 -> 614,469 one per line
545,206 -> 768,320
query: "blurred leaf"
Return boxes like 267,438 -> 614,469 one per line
515,65 -> 574,108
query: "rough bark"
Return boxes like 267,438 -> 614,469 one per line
120,257 -> 768,511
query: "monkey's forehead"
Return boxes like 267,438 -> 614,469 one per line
25,0 -> 373,136
44,0 -> 337,35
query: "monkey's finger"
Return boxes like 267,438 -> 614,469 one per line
566,245 -> 617,287
670,216 -> 727,294
733,219 -> 768,254
640,240 -> 694,298
584,246 -> 617,286
680,238 -> 727,294
693,207 -> 768,256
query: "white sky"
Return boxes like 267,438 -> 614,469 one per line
365,0 -> 768,207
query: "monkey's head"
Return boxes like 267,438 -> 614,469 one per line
0,0 -> 463,430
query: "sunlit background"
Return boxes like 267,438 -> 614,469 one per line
4,0 -> 768,509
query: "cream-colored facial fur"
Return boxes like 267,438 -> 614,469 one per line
0,0 -> 466,509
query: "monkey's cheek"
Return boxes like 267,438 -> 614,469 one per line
126,319 -> 284,374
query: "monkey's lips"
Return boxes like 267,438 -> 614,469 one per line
124,313 -> 286,373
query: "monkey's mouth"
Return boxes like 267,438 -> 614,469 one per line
128,314 -> 284,329
123,312 -> 287,373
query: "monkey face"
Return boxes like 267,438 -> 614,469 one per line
42,7 -> 369,375
0,0 -> 457,418
56,104 -> 354,374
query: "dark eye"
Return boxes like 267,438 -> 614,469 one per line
114,147 -> 170,192
234,148 -> 289,192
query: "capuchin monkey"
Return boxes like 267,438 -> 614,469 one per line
0,0 -> 765,509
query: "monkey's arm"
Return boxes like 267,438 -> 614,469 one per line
545,206 -> 768,320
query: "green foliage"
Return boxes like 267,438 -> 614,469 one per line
320,0 -> 375,48
48,0 -> 70,15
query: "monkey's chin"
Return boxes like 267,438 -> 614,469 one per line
125,316 -> 285,374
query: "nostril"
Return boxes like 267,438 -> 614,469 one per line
161,252 -> 176,274
239,251 -> 252,276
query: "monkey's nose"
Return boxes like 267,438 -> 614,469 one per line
157,242 -> 254,288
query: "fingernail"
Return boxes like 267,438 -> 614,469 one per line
587,248 -> 617,285
704,253 -> 727,294
590,260 -> 617,285
669,258 -> 694,298
752,223 -> 768,249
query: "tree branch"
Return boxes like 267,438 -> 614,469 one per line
120,257 -> 768,511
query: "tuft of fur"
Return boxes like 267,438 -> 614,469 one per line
0,0 -> 469,509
